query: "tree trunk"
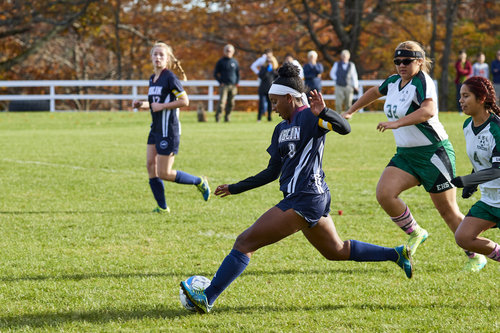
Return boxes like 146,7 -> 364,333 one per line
439,0 -> 461,111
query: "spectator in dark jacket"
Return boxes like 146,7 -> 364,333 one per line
214,44 -> 240,122
257,54 -> 278,121
303,50 -> 324,93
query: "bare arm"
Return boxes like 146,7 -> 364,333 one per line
150,93 -> 189,112
376,98 -> 436,132
342,86 -> 382,119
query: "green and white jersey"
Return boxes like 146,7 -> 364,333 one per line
463,114 -> 500,207
379,71 -> 447,148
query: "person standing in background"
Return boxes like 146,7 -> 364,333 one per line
303,50 -> 324,94
455,50 -> 472,112
251,48 -> 274,76
214,44 -> 240,122
257,54 -> 278,121
472,52 -> 489,79
330,50 -> 359,114
283,53 -> 304,79
491,50 -> 500,103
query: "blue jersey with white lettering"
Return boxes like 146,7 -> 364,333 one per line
268,106 -> 330,195
148,69 -> 186,138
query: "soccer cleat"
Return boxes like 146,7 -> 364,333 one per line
197,176 -> 211,201
463,254 -> 487,272
407,228 -> 429,256
152,206 -> 170,213
180,281 -> 212,313
395,245 -> 413,279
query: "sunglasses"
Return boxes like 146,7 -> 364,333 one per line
393,58 -> 417,66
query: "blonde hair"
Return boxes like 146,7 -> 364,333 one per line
150,42 -> 187,81
395,41 -> 432,74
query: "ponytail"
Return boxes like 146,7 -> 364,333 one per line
150,42 -> 187,81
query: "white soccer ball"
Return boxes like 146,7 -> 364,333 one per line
179,275 -> 211,311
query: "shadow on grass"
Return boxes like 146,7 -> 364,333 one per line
0,301 -> 493,329
0,305 -> 189,329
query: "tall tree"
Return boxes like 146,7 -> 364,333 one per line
439,0 -> 461,111
0,0 -> 97,73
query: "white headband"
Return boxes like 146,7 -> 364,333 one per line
268,84 -> 309,106
268,84 -> 302,97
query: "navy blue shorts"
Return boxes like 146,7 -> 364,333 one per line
147,130 -> 179,155
276,190 -> 331,228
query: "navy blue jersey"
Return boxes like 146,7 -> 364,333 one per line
148,69 -> 186,137
268,106 -> 330,195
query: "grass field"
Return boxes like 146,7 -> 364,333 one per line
0,110 -> 498,332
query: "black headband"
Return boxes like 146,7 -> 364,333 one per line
394,50 -> 423,58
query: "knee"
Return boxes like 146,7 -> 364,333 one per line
146,159 -> 156,174
455,230 -> 472,249
323,240 -> 350,261
158,169 -> 175,181
233,233 -> 253,255
376,187 -> 393,205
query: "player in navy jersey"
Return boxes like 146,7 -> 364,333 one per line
180,63 -> 412,314
451,76 -> 500,265
343,41 -> 487,271
132,42 -> 210,213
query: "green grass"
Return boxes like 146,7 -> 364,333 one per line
0,110 -> 498,332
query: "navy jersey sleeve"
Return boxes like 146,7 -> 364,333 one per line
166,71 -> 185,98
228,126 -> 282,194
318,107 -> 351,135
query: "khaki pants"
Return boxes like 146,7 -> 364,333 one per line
335,85 -> 354,113
216,84 -> 237,122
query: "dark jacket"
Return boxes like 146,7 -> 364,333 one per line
258,64 -> 278,95
214,57 -> 240,85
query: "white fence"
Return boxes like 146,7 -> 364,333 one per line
0,79 -> 385,112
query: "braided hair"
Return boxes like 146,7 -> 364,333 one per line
151,42 -> 187,81
463,76 -> 500,116
273,62 -> 306,95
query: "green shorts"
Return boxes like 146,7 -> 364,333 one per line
467,200 -> 500,228
388,139 -> 456,193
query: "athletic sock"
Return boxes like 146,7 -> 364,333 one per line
464,250 -> 477,259
205,249 -> 250,305
391,205 -> 418,234
174,170 -> 201,185
149,177 -> 166,209
487,243 -> 500,261
349,240 -> 398,262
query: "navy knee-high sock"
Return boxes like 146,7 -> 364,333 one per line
349,240 -> 398,262
175,171 -> 201,185
204,249 -> 250,305
149,177 -> 166,209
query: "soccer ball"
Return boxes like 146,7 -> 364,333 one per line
179,275 -> 211,311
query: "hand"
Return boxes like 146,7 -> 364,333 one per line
342,112 -> 353,119
214,184 -> 231,197
308,90 -> 326,116
450,176 -> 464,188
150,102 -> 164,112
462,185 -> 478,199
377,121 -> 399,132
132,100 -> 142,108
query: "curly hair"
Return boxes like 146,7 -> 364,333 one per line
463,76 -> 500,115
273,62 -> 305,93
